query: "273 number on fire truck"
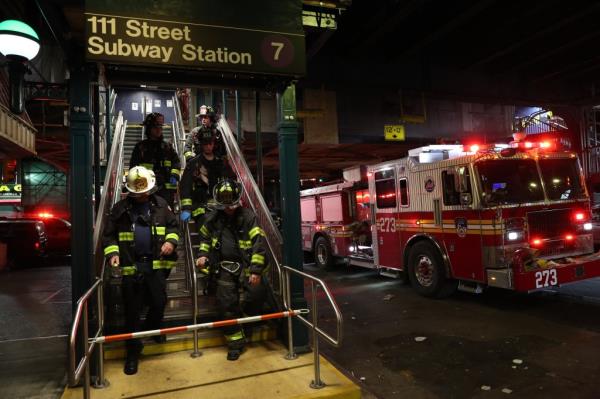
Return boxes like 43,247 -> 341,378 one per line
535,269 -> 558,289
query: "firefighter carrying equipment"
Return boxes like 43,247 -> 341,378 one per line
180,153 -> 229,219
129,133 -> 181,192
125,166 -> 157,196
183,125 -> 215,160
213,179 -> 243,209
102,194 -> 179,276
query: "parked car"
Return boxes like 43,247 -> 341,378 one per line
0,219 -> 48,267
36,216 -> 71,256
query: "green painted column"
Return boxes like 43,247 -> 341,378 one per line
278,84 -> 308,351
69,65 -> 94,308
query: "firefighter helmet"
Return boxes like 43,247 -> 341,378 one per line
196,125 -> 215,144
196,105 -> 215,119
213,179 -> 243,209
143,112 -> 164,127
125,166 -> 157,196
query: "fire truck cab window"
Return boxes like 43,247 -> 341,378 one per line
375,169 -> 396,208
442,171 -> 460,205
539,158 -> 586,200
399,178 -> 409,206
477,159 -> 544,206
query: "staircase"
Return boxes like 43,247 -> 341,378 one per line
121,124 -> 175,170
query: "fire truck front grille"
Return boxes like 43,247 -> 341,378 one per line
527,208 -> 572,239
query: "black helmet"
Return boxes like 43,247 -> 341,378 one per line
196,125 -> 214,144
143,112 -> 164,127
213,179 -> 242,209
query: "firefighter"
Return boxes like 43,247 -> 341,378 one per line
195,179 -> 268,360
130,112 -> 181,208
180,128 -> 233,224
183,104 -> 225,160
103,166 -> 179,375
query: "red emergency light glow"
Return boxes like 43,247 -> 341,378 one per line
38,212 -> 54,219
539,141 -> 551,149
574,212 -> 585,221
524,141 -> 534,148
531,238 -> 542,246
469,144 -> 480,152
565,234 -> 574,241
34,242 -> 40,249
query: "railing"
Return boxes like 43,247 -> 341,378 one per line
217,118 -> 285,298
69,111 -> 127,397
171,94 -> 202,357
282,265 -> 343,388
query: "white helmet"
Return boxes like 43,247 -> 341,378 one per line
125,166 -> 156,196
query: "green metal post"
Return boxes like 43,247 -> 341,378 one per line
93,85 -> 101,214
277,84 -> 308,351
256,91 -> 263,192
105,87 -> 111,161
222,89 -> 227,118
69,64 -> 94,308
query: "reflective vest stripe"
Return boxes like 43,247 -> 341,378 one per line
118,232 -> 134,241
165,233 -> 179,242
199,243 -> 211,252
122,265 -> 137,275
181,198 -> 193,206
153,260 -> 176,269
249,226 -> 265,239
140,163 -> 154,169
104,245 -> 119,255
170,168 -> 180,176
251,253 -> 265,265
165,183 -> 177,190
184,151 -> 194,159
200,225 -> 210,237
192,207 -> 206,217
164,160 -> 172,167
224,330 -> 245,343
211,237 -> 218,248
153,226 -> 166,235
238,240 -> 252,249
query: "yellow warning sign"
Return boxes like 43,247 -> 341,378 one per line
384,125 -> 405,141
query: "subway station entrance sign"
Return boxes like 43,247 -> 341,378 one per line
85,0 -> 305,76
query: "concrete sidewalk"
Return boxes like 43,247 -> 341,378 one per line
60,341 -> 360,399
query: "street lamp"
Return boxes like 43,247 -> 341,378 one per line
0,20 -> 40,114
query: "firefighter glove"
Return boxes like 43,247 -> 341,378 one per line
180,210 -> 191,222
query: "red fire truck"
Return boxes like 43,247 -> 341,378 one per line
301,139 -> 600,297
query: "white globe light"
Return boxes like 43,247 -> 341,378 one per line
0,20 -> 40,60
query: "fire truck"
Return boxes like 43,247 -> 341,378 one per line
300,139 -> 600,297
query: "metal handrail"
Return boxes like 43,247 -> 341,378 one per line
171,95 -> 202,357
282,265 -> 343,388
217,118 -> 285,298
69,110 -> 127,397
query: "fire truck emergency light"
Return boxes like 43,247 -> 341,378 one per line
531,238 -> 542,246
574,212 -> 585,221
584,223 -> 593,231
565,234 -> 574,241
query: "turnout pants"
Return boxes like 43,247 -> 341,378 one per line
122,264 -> 168,357
215,266 -> 267,349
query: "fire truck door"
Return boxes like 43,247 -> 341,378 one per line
441,167 -> 485,282
372,168 -> 402,269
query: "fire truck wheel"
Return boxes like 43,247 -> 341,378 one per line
407,241 -> 455,298
314,236 -> 334,269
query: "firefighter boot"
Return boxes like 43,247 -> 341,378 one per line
227,343 -> 245,361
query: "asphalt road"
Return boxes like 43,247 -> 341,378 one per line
304,263 -> 600,399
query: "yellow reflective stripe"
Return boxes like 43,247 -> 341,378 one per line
165,183 -> 177,189
118,232 -> 134,241
104,245 -> 119,255
225,330 -> 245,342
219,185 -> 233,192
140,163 -> 154,169
251,254 -> 265,265
122,266 -> 137,275
184,151 -> 195,158
248,226 -> 265,239
211,237 -> 218,248
238,240 -> 252,249
154,226 -> 166,235
200,225 -> 210,237
199,243 -> 211,252
164,160 -> 172,167
181,198 -> 193,206
199,267 -> 210,275
192,207 -> 206,217
171,168 -> 180,176
152,260 -> 176,269
166,233 -> 179,241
